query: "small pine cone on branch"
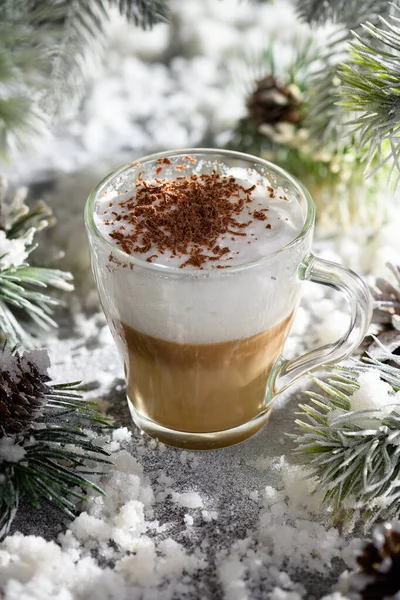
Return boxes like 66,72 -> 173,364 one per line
0,349 -> 51,436
359,263 -> 400,360
371,264 -> 400,332
247,75 -> 303,128
348,523 -> 400,599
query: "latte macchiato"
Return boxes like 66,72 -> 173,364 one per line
92,154 -> 305,448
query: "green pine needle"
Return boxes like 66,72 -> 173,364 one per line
0,380 -> 114,540
293,344 -> 400,529
304,0 -> 392,146
0,0 -> 168,155
339,8 -> 400,178
228,38 -> 390,229
296,0 -> 390,27
0,265 -> 74,348
0,181 -> 73,348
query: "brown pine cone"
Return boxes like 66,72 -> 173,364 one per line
348,523 -> 400,600
247,75 -> 303,127
0,351 -> 51,436
371,264 -> 400,330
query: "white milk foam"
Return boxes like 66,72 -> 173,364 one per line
93,168 -> 308,343
94,167 -> 304,269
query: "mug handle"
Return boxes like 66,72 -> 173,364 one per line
267,253 -> 373,398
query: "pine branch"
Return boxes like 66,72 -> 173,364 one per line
296,0 -> 352,26
0,348 -> 114,539
112,0 -> 168,28
292,342 -> 400,529
0,266 -> 74,348
339,7 -> 400,178
302,0 -> 392,146
296,0 -> 390,27
228,38 -> 390,229
0,179 -> 73,348
0,0 -> 168,154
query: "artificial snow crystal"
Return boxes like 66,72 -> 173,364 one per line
218,556 -> 247,600
349,370 -> 395,412
184,514 -> 194,527
320,595 -> 350,600
23,349 -> 51,374
111,428 -> 132,443
172,492 -> 203,509
0,229 -> 34,270
0,437 -> 26,463
270,590 -> 302,600
201,510 -> 218,522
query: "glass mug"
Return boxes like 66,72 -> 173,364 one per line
85,149 -> 372,450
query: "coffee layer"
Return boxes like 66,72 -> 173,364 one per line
118,314 -> 293,434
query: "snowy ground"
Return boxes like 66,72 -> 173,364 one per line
2,311 -> 354,600
1,1 -> 400,599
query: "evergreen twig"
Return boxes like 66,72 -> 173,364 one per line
293,343 -> 400,529
0,266 -> 74,348
339,6 -> 400,179
0,348 -> 114,540
302,0 -> 392,146
0,0 -> 168,155
296,0 -> 390,27
0,179 -> 73,348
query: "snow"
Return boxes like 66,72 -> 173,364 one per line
184,514 -> 194,527
1,348 -> 51,380
349,370 -> 396,412
0,229 -> 34,270
172,492 -> 204,509
270,590 -> 302,600
0,437 -> 26,463
218,556 -> 247,600
0,416 -> 358,599
23,350 -> 51,375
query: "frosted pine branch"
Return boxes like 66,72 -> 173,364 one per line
0,180 -> 73,348
339,7 -> 400,177
293,339 -> 400,530
296,0 -> 390,27
0,346 -> 112,539
302,0 -> 392,146
0,0 -> 168,155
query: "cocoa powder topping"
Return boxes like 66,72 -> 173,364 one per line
106,171 -> 274,268
253,210 -> 268,221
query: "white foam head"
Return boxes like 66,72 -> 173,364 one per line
94,167 -> 304,269
90,158 -> 311,343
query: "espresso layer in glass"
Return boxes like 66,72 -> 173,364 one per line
111,313 -> 293,433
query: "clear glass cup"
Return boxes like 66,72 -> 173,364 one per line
85,149 -> 372,450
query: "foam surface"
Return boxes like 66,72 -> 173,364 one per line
94,168 -> 304,268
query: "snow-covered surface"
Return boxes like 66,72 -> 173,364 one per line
1,0 -> 399,598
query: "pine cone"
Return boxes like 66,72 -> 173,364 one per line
348,523 -> 400,599
359,263 -> 400,358
0,351 -> 51,437
371,264 -> 400,331
247,75 -> 303,127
